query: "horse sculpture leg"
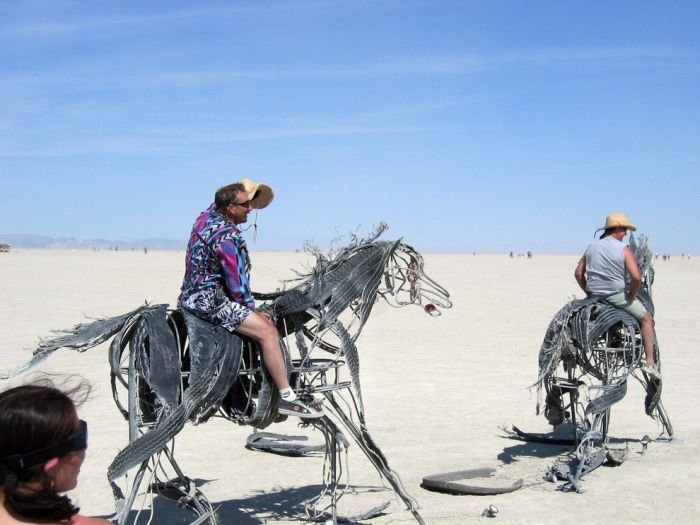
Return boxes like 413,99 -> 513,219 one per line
111,344 -> 152,524
322,393 -> 426,525
301,416 -> 347,523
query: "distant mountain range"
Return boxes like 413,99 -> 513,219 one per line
0,233 -> 184,251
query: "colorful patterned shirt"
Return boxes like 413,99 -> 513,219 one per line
178,204 -> 254,311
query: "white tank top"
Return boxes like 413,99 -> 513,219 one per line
585,236 -> 626,295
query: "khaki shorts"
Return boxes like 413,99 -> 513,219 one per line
600,291 -> 648,320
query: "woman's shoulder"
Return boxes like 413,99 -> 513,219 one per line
70,514 -> 113,525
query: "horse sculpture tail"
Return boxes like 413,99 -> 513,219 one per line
1,304 -> 151,380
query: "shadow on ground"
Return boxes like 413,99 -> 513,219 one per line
103,481 -> 393,524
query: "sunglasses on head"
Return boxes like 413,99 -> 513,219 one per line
2,419 -> 88,471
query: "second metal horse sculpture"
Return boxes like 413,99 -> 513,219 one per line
3,225 -> 452,524
508,233 -> 673,493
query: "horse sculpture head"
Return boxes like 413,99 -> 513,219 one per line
379,241 -> 452,316
279,225 -> 452,351
629,233 -> 654,316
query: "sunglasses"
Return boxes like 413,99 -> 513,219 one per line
3,419 -> 88,470
231,200 -> 252,208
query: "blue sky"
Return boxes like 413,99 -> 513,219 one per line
1,1 -> 698,253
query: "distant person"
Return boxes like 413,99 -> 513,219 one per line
574,213 -> 659,377
0,383 -> 111,525
178,180 -> 324,418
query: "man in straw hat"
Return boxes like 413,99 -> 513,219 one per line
574,213 -> 659,378
178,179 -> 324,418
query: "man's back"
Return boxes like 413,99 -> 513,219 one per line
584,236 -> 626,295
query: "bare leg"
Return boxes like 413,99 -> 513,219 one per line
235,311 -> 324,418
639,313 -> 656,366
235,311 -> 290,390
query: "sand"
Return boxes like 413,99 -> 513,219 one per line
1,249 -> 698,524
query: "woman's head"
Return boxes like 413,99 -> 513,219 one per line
0,383 -> 88,520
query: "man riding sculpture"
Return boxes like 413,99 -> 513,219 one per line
178,179 -> 324,418
574,213 -> 660,378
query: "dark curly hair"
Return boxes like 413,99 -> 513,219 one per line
0,384 -> 82,520
214,182 -> 247,214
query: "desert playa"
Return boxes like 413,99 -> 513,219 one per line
1,248 -> 698,524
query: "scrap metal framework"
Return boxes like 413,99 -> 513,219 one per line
2,226 -> 452,524
516,233 -> 673,492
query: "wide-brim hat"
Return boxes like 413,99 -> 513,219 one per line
240,178 -> 274,209
600,213 -> 636,231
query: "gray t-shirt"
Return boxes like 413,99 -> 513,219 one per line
584,236 -> 626,296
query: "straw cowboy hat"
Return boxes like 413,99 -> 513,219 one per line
240,178 -> 274,209
599,213 -> 637,232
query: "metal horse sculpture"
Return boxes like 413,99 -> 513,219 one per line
2,225 -> 452,524
508,233 -> 672,492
